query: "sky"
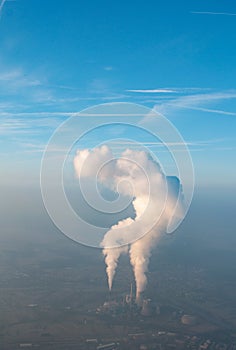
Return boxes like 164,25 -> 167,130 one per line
0,0 -> 236,191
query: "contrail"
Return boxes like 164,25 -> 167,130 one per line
0,0 -> 7,18
191,11 -> 236,16
126,89 -> 177,93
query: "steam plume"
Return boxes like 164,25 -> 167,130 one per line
74,146 -> 183,298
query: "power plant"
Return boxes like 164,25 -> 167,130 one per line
97,284 -> 160,319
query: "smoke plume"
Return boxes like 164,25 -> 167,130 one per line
74,146 -> 183,299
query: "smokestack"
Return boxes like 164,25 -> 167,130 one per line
136,291 -> 143,306
108,289 -> 112,301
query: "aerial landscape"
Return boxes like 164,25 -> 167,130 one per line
0,1 -> 236,349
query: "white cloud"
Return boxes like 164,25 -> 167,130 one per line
104,66 -> 113,71
191,11 -> 236,16
127,89 -> 178,93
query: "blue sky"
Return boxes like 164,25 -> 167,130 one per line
0,0 -> 236,189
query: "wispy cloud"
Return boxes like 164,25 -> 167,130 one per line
108,138 -> 226,148
0,115 -> 69,136
191,11 -> 236,16
0,0 -> 16,18
0,64 -> 131,115
19,143 -> 68,154
0,111 -> 74,118
155,91 -> 236,116
126,87 -> 211,95
127,89 -> 178,93
108,138 -> 230,155
0,0 -> 7,17
104,66 -> 113,71
0,68 -> 41,89
167,105 -> 236,116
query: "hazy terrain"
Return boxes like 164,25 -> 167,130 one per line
0,186 -> 236,349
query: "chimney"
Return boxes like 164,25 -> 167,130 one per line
136,291 -> 143,307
